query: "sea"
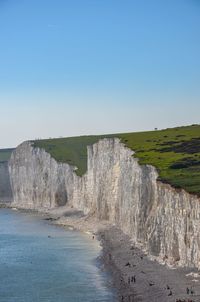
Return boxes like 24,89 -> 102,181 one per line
0,209 -> 116,302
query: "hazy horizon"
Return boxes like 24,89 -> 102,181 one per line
0,0 -> 199,148
0,122 -> 199,150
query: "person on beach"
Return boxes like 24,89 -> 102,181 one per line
149,281 -> 154,286
190,286 -> 194,295
131,276 -> 134,282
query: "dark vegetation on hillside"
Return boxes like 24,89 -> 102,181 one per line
158,137 -> 200,154
0,149 -> 14,162
33,125 -> 200,196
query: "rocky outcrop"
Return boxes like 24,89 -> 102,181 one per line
8,142 -> 76,209
9,138 -> 200,268
0,161 -> 13,202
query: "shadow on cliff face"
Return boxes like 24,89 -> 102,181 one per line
55,183 -> 68,206
0,161 -> 13,203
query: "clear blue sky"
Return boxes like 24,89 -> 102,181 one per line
0,0 -> 199,147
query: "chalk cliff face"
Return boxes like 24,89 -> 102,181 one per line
0,161 -> 13,202
9,139 -> 200,268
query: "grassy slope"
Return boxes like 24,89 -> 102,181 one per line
33,125 -> 200,196
33,135 -> 113,175
0,149 -> 14,162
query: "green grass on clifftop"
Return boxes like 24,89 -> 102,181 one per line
33,135 -> 112,175
33,124 -> 200,196
0,149 -> 14,162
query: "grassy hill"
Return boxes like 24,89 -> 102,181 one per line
33,124 -> 200,196
0,149 -> 14,162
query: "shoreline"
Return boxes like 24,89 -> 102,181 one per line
2,203 -> 200,302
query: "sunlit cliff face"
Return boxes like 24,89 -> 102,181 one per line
9,138 -> 200,269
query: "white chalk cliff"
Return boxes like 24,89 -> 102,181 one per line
9,138 -> 200,268
0,161 -> 13,202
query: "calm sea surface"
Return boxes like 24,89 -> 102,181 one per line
0,209 -> 116,302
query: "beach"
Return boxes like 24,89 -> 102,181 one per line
3,204 -> 200,302
49,206 -> 200,302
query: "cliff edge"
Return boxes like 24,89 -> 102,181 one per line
9,138 -> 200,269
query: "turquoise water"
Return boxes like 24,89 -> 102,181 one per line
0,209 -> 115,302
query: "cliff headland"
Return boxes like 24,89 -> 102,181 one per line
1,124 -> 200,301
